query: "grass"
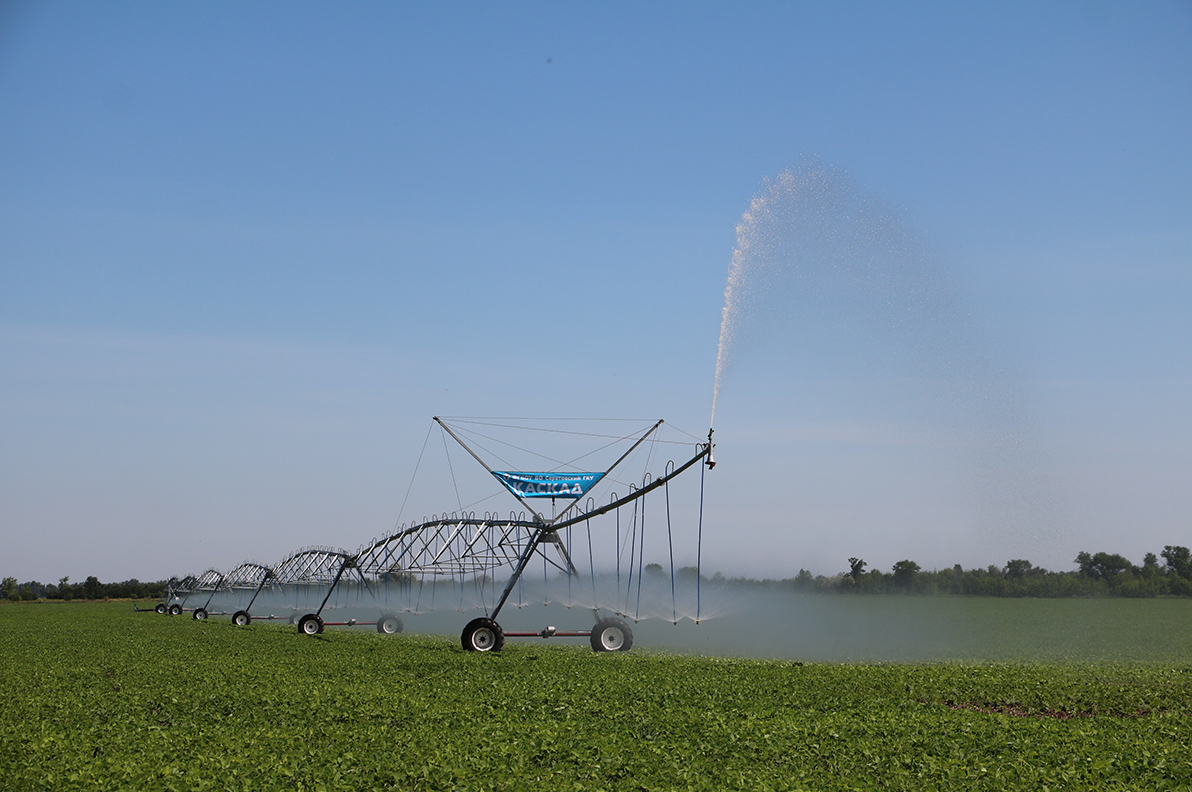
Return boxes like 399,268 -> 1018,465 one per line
2,600 -> 1191,790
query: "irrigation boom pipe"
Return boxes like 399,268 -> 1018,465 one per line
549,441 -> 712,533
551,419 -> 665,524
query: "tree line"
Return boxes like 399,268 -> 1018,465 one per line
5,546 -> 1192,602
1,576 -> 166,602
685,545 -> 1192,598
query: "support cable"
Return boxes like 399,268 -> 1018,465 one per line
586,516 -> 598,611
456,562 -> 465,612
395,423 -> 434,528
441,426 -> 464,512
624,496 -> 638,616
415,571 -> 428,615
565,524 -> 573,607
635,486 -> 647,621
615,501 -> 621,594
665,466 -> 676,624
697,453 -> 706,623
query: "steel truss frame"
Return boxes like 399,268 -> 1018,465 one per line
316,420 -> 714,650
153,418 -> 713,652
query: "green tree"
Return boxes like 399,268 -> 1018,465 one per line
1141,553 -> 1160,579
1161,546 -> 1191,579
891,560 -> 921,589
18,581 -> 42,600
847,558 -> 867,581
1075,551 -> 1133,580
1,576 -> 17,601
1005,559 -> 1033,579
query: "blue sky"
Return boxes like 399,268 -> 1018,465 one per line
2,1 -> 1189,584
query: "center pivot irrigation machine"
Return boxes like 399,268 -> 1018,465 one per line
157,417 -> 715,652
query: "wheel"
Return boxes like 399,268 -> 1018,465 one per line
232,610 -> 251,626
288,612 -> 301,625
155,604 -> 167,614
461,617 -> 504,652
192,608 -> 208,621
168,604 -> 183,616
297,614 -> 324,635
590,617 -> 633,652
377,614 -> 403,634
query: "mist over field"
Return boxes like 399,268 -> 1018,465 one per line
164,571 -> 1192,663
390,593 -> 1192,664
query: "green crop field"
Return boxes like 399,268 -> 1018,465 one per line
2,601 -> 1191,791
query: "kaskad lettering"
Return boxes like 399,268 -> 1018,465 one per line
492,471 -> 605,499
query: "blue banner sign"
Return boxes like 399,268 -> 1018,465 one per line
492,471 -> 604,499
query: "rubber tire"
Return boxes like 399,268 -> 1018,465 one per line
298,614 -> 324,635
461,617 -> 504,652
377,614 -> 403,634
155,604 -> 167,614
232,610 -> 251,626
168,604 -> 183,616
192,608 -> 208,621
590,617 -> 633,652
